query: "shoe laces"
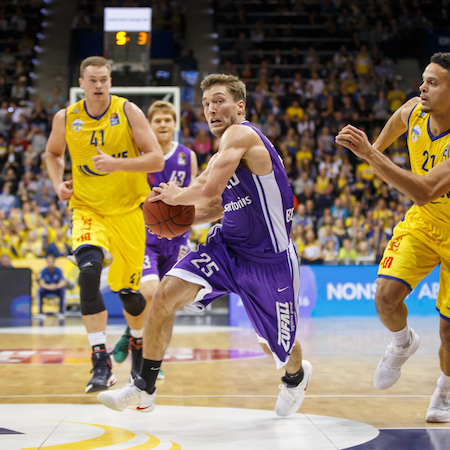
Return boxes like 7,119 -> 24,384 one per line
117,383 -> 142,404
437,388 -> 450,405
278,383 -> 299,404
386,340 -> 409,356
131,339 -> 143,351
388,331 -> 415,353
91,350 -> 112,373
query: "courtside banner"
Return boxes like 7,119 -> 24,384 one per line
230,265 -> 439,326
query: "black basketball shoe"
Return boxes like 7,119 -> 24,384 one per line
86,347 -> 116,393
130,337 -> 143,382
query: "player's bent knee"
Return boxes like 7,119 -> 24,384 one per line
140,280 -> 159,304
375,293 -> 402,317
153,281 -> 188,314
119,290 -> 146,316
78,261 -> 105,315
375,279 -> 410,314
75,246 -> 104,268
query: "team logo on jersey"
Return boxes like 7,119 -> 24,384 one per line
110,112 -> 120,126
410,125 -> 421,142
419,111 -> 426,117
147,174 -> 155,184
444,144 -> 449,158
71,119 -> 84,132
177,151 -> 187,165
223,196 -> 252,212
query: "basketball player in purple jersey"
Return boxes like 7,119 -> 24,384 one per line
98,74 -> 312,417
113,101 -> 198,381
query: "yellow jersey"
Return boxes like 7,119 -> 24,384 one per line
66,95 -> 150,216
407,103 -> 450,227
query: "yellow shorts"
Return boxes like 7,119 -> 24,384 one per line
378,208 -> 450,319
71,207 -> 146,292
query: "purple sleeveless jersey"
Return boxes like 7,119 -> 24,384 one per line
221,121 -> 294,256
167,123 -> 300,367
142,142 -> 193,281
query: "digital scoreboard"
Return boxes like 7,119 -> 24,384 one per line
103,7 -> 151,66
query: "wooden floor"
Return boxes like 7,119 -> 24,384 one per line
1,314 -> 450,449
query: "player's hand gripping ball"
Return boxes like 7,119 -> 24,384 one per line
143,190 -> 195,239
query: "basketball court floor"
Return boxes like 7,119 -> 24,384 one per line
1,314 -> 449,449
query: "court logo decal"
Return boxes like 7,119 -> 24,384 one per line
22,422 -> 180,450
0,404 -> 380,450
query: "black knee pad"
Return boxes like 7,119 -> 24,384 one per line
76,246 -> 104,267
119,290 -> 146,316
76,247 -> 105,315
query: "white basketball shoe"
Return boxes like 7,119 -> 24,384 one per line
275,360 -> 312,417
97,377 -> 155,413
426,385 -> 450,423
374,329 -> 420,390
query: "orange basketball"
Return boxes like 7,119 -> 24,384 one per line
143,191 -> 195,238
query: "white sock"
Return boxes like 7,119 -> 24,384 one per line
391,324 -> 410,347
88,331 -> 106,347
437,371 -> 450,390
130,328 -> 144,339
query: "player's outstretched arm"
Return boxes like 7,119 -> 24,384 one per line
372,97 -> 420,152
336,124 -> 450,205
153,136 -> 241,206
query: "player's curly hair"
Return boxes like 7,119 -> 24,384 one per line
431,52 -> 450,74
200,74 -> 246,103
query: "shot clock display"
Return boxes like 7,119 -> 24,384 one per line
104,7 -> 151,66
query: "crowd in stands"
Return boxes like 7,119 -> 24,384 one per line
0,0 -> 445,266
206,0 -> 444,265
0,0 -> 67,261
0,1 -> 44,104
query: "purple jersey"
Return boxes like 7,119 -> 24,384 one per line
142,142 -> 193,281
221,121 -> 294,257
147,142 -> 192,191
167,123 -> 300,367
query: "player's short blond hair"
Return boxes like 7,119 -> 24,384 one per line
200,74 -> 246,103
80,56 -> 111,77
147,100 -> 177,122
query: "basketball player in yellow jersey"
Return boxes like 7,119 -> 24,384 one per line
45,56 -> 164,393
336,52 -> 450,423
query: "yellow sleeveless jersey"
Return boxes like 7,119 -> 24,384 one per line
407,102 -> 450,227
66,95 -> 150,216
